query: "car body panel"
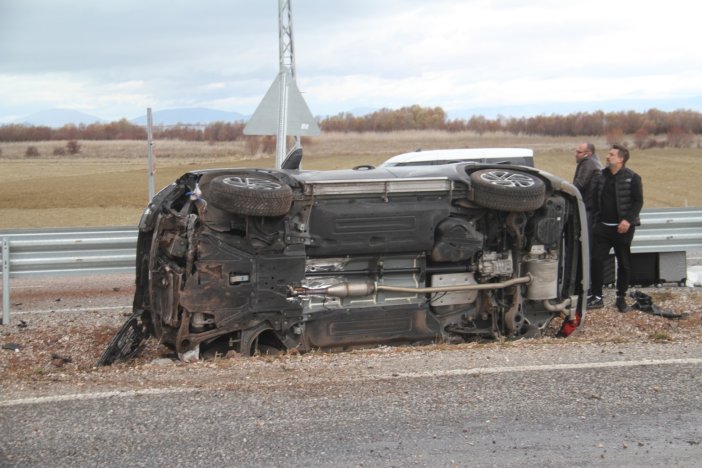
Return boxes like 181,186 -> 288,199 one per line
379,148 -> 534,167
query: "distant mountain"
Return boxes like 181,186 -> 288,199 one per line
17,108 -> 104,127
130,107 -> 247,126
11,107 -> 249,128
12,98 -> 701,129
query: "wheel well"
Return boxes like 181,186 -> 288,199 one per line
249,329 -> 287,356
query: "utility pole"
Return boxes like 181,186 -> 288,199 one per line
146,107 -> 155,201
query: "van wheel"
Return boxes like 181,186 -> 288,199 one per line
209,174 -> 293,216
470,169 -> 546,211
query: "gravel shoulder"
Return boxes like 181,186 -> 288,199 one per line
2,282 -> 701,402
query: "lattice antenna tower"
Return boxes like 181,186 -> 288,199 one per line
279,0 -> 299,150
279,0 -> 296,80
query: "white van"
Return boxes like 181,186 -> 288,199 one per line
379,148 -> 534,168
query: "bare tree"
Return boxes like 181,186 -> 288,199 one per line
66,140 -> 81,154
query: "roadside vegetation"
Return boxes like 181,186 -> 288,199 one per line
2,106 -> 701,147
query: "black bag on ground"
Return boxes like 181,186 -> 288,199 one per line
629,290 -> 686,319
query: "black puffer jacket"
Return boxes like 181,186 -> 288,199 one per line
593,166 -> 643,226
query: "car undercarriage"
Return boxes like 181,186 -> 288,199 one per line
99,162 -> 588,365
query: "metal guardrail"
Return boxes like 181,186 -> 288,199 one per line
633,208 -> 702,254
2,208 -> 702,324
0,226 -> 137,276
1,227 -> 137,324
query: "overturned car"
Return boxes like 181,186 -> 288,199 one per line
99,160 -> 589,365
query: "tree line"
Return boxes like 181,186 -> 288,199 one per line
2,106 -> 701,148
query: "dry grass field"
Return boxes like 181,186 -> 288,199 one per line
1,131 -> 700,229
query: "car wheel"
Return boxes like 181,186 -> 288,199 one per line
469,169 -> 546,211
208,174 -> 293,216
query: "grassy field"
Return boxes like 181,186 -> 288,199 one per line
1,132 -> 700,229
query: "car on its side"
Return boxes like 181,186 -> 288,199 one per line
99,157 -> 588,364
379,148 -> 534,168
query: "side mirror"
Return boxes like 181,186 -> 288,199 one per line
281,148 -> 303,170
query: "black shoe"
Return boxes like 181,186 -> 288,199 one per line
587,295 -> 604,309
616,296 -> 630,313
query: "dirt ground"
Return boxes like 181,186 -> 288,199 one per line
2,284 -> 700,401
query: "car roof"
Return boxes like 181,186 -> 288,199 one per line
379,148 -> 534,166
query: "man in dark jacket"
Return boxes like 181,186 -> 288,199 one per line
588,144 -> 644,312
572,142 -> 603,298
573,142 -> 603,228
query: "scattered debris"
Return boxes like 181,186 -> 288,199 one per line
630,290 -> 687,319
95,310 -> 149,367
150,358 -> 174,366
51,353 -> 73,367
17,320 -> 28,329
51,353 -> 73,363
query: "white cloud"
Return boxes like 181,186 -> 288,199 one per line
0,74 -> 88,106
1,0 -> 700,122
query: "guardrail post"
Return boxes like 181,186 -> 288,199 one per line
2,237 -> 9,324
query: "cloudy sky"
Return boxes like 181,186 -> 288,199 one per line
1,0 -> 700,123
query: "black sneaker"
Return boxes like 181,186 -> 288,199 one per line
587,295 -> 604,309
616,296 -> 630,313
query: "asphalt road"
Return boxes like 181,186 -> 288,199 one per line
2,274 -> 702,466
2,347 -> 701,467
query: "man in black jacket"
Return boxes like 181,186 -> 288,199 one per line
573,142 -> 603,227
588,144 -> 644,312
572,142 -> 603,298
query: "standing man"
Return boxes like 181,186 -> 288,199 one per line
571,143 -> 602,300
558,143 -> 602,336
573,142 -> 602,228
588,144 -> 643,312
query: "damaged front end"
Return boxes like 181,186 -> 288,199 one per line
98,163 -> 588,366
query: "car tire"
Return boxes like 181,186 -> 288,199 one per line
469,169 -> 546,211
208,174 -> 293,216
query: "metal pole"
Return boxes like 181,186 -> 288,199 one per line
2,237 -> 10,324
276,70 -> 290,168
279,0 -> 300,154
147,108 -> 155,201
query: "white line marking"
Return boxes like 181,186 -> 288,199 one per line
395,357 -> 702,379
0,388 -> 194,407
2,358 -> 700,407
12,306 -> 130,315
